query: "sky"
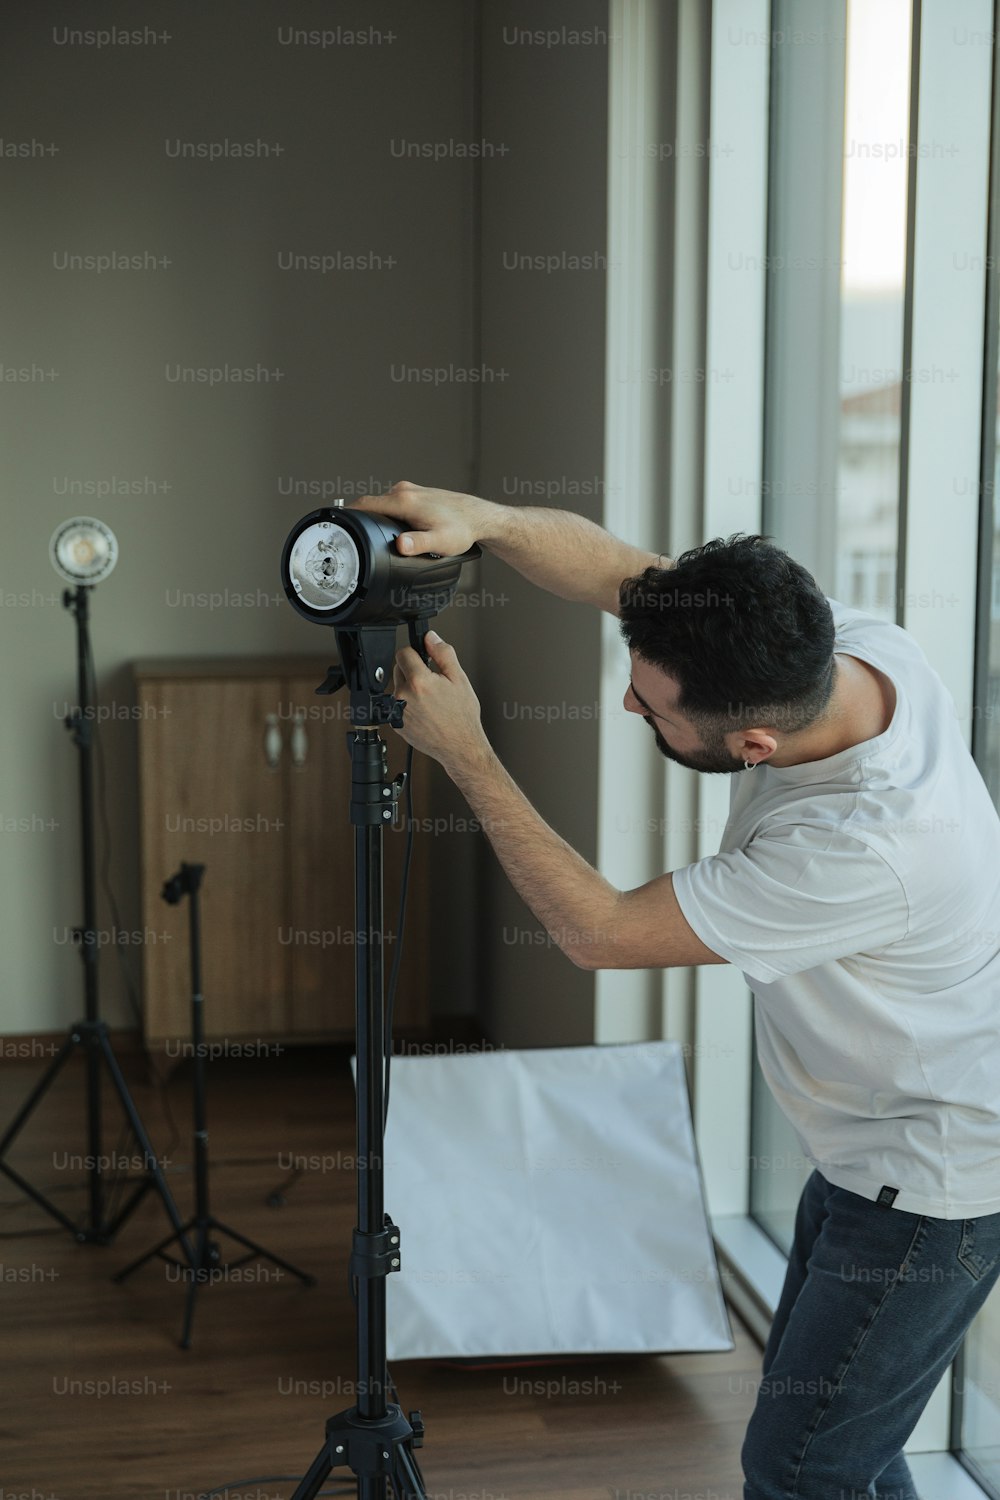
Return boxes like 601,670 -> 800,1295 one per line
841,0 -> 912,294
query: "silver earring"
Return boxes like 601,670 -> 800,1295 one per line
743,759 -> 756,771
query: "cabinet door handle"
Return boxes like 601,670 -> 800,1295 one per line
291,710 -> 307,769
264,713 -> 282,770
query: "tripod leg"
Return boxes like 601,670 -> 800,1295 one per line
211,1218 -> 317,1286
84,1023 -> 103,1232
180,1268 -> 199,1351
0,1158 -> 80,1235
177,1218 -> 212,1350
288,1445 -> 334,1500
97,1030 -> 193,1260
104,1174 -> 153,1236
0,1033 -> 75,1154
114,1219 -> 195,1283
0,1035 -> 88,1234
392,1443 -> 429,1500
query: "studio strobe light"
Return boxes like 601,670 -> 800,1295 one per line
274,501 -> 480,1500
282,503 -> 478,626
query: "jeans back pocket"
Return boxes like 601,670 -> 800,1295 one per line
958,1215 -> 1000,1282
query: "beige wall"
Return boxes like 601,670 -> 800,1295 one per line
0,0 -> 482,1033
0,0 -> 612,1045
476,1 -> 610,1046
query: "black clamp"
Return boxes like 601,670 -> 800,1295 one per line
366,768 -> 407,830
349,1214 -> 401,1281
387,770 -> 407,827
63,707 -> 90,750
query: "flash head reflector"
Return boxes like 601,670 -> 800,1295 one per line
49,517 -> 119,586
287,520 -> 362,612
281,505 -> 480,627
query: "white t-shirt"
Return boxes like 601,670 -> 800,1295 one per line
672,597 -> 1000,1219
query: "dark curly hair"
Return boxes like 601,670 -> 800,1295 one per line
618,533 -> 836,737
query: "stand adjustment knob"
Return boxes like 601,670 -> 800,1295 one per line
349,1215 -> 402,1280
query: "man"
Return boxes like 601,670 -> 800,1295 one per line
350,480 -> 1000,1500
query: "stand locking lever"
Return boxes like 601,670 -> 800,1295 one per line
349,1214 -> 401,1281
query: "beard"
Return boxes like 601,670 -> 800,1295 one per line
644,716 -> 747,775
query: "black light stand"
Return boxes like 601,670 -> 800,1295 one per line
287,625 -> 429,1500
0,584 -> 191,1249
114,862 -> 316,1348
275,502 -> 482,1497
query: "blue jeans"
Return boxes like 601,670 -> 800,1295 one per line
742,1168 -> 1000,1499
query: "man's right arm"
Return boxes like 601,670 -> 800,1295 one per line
349,481 -> 670,616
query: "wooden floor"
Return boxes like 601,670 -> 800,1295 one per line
0,1036 -> 762,1500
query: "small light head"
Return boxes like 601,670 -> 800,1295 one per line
49,517 -> 119,586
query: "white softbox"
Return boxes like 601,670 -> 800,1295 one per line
353,1041 -> 734,1361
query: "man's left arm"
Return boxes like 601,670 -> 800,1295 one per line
393,632 -> 727,973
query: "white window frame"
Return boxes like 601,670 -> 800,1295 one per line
602,0 -> 996,1491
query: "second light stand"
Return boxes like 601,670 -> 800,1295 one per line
114,861 -> 316,1348
0,582 -> 190,1247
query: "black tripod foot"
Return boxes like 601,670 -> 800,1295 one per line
290,1404 -> 427,1500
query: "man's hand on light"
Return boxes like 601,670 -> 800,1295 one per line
393,630 -> 491,776
348,479 -> 494,558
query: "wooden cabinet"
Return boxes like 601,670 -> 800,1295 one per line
132,658 -> 430,1049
